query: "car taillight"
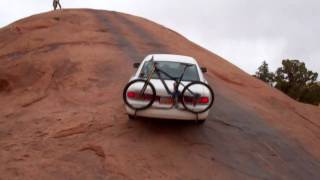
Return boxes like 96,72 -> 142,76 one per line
142,94 -> 154,100
183,96 -> 210,104
127,91 -> 153,100
199,97 -> 209,104
127,92 -> 137,98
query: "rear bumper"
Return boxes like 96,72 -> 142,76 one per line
125,106 -> 209,120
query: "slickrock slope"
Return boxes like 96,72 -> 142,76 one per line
0,9 -> 320,180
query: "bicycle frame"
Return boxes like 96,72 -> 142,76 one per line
123,56 -> 214,117
140,61 -> 196,105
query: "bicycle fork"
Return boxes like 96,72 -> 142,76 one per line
173,81 -> 180,108
139,66 -> 156,96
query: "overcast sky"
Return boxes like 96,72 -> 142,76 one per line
1,0 -> 319,75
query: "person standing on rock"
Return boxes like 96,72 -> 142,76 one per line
53,0 -> 62,10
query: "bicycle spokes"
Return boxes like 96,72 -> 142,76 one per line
181,82 -> 214,113
123,79 -> 156,110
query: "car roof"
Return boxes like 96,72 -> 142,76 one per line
144,54 -> 197,64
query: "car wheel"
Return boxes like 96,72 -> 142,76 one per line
196,119 -> 206,125
128,114 -> 135,120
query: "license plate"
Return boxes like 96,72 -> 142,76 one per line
159,97 -> 173,104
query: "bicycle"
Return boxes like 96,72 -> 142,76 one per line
123,58 -> 215,115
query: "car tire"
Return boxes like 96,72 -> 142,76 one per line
128,114 -> 135,120
196,119 -> 206,125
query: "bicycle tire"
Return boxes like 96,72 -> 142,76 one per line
123,79 -> 156,111
181,81 -> 214,114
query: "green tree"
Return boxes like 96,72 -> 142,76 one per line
254,61 -> 275,85
300,83 -> 320,105
274,59 -> 319,104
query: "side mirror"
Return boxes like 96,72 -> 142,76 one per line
133,62 -> 140,68
201,67 -> 207,73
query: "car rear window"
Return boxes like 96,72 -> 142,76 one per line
139,61 -> 200,81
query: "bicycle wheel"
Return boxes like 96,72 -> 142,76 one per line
123,79 -> 156,111
181,81 -> 214,114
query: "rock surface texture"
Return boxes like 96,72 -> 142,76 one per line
0,9 -> 320,180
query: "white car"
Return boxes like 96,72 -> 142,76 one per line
124,54 -> 213,123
